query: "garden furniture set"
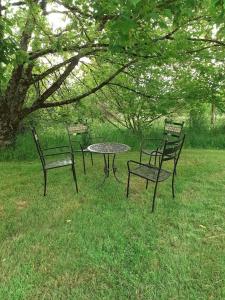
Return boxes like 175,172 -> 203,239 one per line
32,119 -> 185,212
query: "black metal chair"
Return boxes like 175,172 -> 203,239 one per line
127,135 -> 185,212
67,123 -> 103,174
31,127 -> 78,196
67,123 -> 93,175
140,119 -> 184,166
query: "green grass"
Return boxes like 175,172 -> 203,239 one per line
0,149 -> 225,299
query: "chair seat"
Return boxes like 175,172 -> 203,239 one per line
45,158 -> 72,169
130,164 -> 171,182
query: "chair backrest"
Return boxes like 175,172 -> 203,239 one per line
161,134 -> 185,167
31,127 -> 45,167
163,119 -> 184,139
67,123 -> 88,135
67,123 -> 91,148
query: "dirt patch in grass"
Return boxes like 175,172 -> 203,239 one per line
16,200 -> 28,210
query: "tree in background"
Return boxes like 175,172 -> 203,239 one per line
0,0 -> 224,146
88,61 -> 185,134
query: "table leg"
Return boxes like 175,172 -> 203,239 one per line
97,154 -> 109,187
98,153 -> 124,186
103,154 -> 110,177
112,154 -> 123,183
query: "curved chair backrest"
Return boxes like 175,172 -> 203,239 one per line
67,123 -> 88,135
67,123 -> 91,148
161,134 -> 185,168
31,127 -> 45,168
164,119 -> 184,139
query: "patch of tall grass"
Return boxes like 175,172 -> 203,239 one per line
1,122 -> 225,161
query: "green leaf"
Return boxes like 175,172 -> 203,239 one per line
129,0 -> 141,7
15,50 -> 28,65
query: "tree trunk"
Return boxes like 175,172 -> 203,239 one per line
0,100 -> 22,147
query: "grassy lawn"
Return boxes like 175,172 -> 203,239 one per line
0,149 -> 225,299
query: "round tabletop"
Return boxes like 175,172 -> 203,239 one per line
87,143 -> 130,154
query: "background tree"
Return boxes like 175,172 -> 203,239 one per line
88,60 -> 185,133
0,0 -> 224,146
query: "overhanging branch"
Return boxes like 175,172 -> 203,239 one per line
26,59 -> 137,112
109,82 -> 156,100
32,48 -> 105,84
29,43 -> 108,60
29,55 -> 81,110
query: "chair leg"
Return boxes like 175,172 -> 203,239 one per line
90,152 -> 94,166
151,181 -> 159,213
126,172 -> 131,197
158,155 -> 161,167
172,172 -> 175,198
174,158 -> 177,175
146,179 -> 149,189
43,170 -> 47,196
72,164 -> 78,193
139,151 -> 142,163
82,151 -> 86,174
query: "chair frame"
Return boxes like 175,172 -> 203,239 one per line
140,119 -> 184,166
163,119 -> 184,139
127,135 -> 185,212
67,123 -> 94,175
67,123 -> 104,174
32,127 -> 78,196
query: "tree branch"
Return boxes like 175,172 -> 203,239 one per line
42,60 -> 137,107
29,43 -> 108,60
0,1 -> 26,12
188,37 -> 225,46
32,49 -> 104,84
55,0 -> 92,18
109,82 -> 156,101
29,55 -> 81,110
22,60 -> 137,115
166,35 -> 225,47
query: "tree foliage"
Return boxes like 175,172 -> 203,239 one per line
0,0 -> 225,145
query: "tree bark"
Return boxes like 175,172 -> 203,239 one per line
0,99 -> 21,147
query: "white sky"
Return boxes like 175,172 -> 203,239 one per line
46,2 -> 70,32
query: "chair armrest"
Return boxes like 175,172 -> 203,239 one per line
127,160 -> 152,171
150,148 -> 163,155
141,138 -> 162,141
140,138 -> 163,149
44,151 -> 72,157
43,145 -> 70,151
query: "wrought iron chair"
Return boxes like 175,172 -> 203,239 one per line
140,119 -> 184,166
67,123 -> 93,175
127,135 -> 185,212
31,127 -> 78,196
67,123 -> 103,174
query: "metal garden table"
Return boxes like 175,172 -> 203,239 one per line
87,143 -> 130,185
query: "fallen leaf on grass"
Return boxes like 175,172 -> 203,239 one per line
199,224 -> 206,229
